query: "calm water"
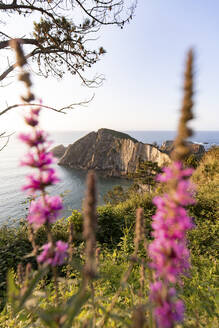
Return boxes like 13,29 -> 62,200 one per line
0,130 -> 218,226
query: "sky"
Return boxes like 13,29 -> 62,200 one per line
0,0 -> 219,133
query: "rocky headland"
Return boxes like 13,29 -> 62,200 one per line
52,128 -> 171,177
160,140 -> 205,158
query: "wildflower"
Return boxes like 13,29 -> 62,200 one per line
19,130 -> 47,147
149,162 -> 194,327
24,115 -> 38,127
20,151 -> 54,169
22,169 -> 59,193
37,241 -> 68,266
24,107 -> 41,126
150,282 -> 184,328
27,195 -> 63,228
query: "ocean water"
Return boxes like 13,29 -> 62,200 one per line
0,130 -> 218,226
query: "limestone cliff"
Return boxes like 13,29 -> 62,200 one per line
58,129 -> 170,177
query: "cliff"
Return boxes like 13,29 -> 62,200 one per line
50,144 -> 67,158
58,128 -> 170,177
160,140 -> 205,157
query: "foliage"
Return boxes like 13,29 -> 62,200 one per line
66,210 -> 83,241
192,146 -> 219,199
0,219 -> 71,308
182,255 -> 218,328
0,171 -> 218,323
0,1 -> 136,87
0,229 -> 218,327
129,160 -> 162,192
183,154 -> 201,168
103,185 -> 130,205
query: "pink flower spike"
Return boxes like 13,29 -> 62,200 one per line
149,161 -> 195,328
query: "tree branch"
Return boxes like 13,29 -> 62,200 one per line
75,0 -> 136,26
0,2 -> 56,21
0,94 -> 95,116
0,131 -> 14,151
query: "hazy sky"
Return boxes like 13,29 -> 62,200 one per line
0,0 -> 219,132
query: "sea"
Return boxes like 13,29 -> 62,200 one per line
0,130 -> 218,226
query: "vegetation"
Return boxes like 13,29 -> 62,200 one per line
129,160 -> 162,192
0,30 -> 218,327
0,147 -> 218,327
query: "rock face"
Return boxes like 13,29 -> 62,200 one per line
58,128 -> 170,177
50,144 -> 66,158
160,140 -> 205,157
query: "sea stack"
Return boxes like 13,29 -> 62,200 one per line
58,128 -> 170,177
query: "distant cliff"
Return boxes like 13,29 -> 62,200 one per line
58,128 -> 170,177
160,140 -> 205,157
50,144 -> 66,158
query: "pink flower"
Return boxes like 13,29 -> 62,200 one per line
37,241 -> 68,266
27,195 -> 63,228
172,180 -> 196,205
19,130 -> 47,147
24,106 -> 41,127
150,282 -> 184,328
53,241 -> 69,266
157,162 -> 194,183
22,169 -> 59,193
154,300 -> 184,328
37,243 -> 53,265
157,167 -> 174,182
30,107 -> 41,116
21,151 -> 54,169
24,116 -> 38,127
149,239 -> 190,283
